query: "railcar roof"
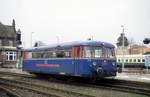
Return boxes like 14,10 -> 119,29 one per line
24,41 -> 115,51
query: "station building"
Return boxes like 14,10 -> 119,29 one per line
0,20 -> 21,68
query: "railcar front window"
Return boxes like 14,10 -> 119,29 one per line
103,48 -> 115,58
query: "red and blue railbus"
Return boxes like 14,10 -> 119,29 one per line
22,41 -> 117,79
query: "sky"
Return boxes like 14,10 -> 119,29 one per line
0,0 -> 150,48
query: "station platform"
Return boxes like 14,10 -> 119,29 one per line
116,72 -> 150,83
0,68 -> 149,83
0,68 -> 29,75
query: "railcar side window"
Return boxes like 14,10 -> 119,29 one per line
56,51 -> 62,58
64,51 -> 72,57
32,52 -> 37,58
94,47 -> 102,58
83,46 -> 103,58
94,49 -> 102,57
63,48 -> 72,58
84,47 -> 92,58
28,52 -> 33,58
31,49 -> 72,59
52,52 -> 56,58
43,51 -> 56,58
32,52 -> 44,58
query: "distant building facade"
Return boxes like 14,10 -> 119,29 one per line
116,44 -> 150,55
129,45 -> 150,55
115,47 -> 129,55
0,20 -> 21,68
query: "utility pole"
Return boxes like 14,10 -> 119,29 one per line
30,32 -> 34,47
56,36 -> 60,44
91,32 -> 94,41
121,25 -> 125,71
92,35 -> 93,41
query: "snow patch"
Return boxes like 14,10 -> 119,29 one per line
139,77 -> 150,80
117,75 -> 129,78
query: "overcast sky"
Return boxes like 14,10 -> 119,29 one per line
0,0 -> 150,48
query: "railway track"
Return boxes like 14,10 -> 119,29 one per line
0,71 -> 149,97
0,86 -> 20,97
52,77 -> 150,96
0,84 -> 53,97
0,73 -> 94,97
94,79 -> 150,96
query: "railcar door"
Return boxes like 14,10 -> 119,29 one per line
72,46 -> 80,76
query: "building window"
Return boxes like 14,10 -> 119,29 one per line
142,59 -> 145,62
134,59 -> 136,63
129,59 -> 132,63
118,59 -> 121,62
138,59 -> 141,63
126,59 -> 128,62
9,40 -> 13,46
122,59 -> 124,62
6,52 -> 16,61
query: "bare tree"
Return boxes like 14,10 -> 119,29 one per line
128,37 -> 135,47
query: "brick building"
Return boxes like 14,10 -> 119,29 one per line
0,20 -> 21,68
116,44 -> 150,55
129,45 -> 150,55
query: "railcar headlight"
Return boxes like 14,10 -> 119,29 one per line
92,62 -> 96,66
112,62 -> 116,66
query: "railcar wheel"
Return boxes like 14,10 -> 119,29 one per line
97,67 -> 105,79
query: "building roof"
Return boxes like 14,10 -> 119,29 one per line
130,44 -> 147,48
0,22 -> 16,38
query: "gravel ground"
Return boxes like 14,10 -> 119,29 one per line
16,76 -> 149,97
0,68 -> 149,97
0,68 -> 150,83
0,85 -> 54,97
9,89 -> 53,97
0,89 -> 13,97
